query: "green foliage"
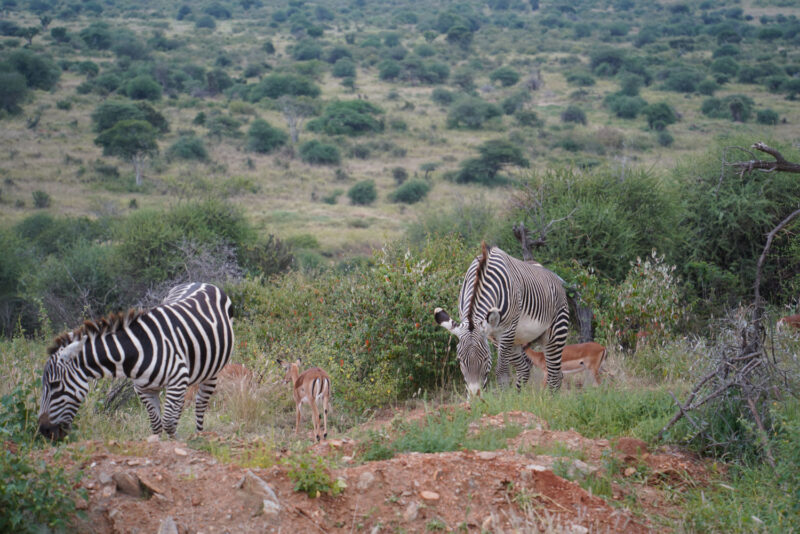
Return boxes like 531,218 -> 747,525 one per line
507,167 -> 680,282
454,139 -> 527,186
167,134 -> 208,161
292,39 -> 322,61
642,102 -> 677,129
446,96 -> 502,129
604,94 -> 647,119
94,119 -> 159,160
347,180 -> 376,205
700,94 -> 754,122
0,71 -> 27,114
79,22 -> 112,49
306,100 -> 384,136
659,67 -> 703,93
0,384 -> 38,444
246,119 -> 288,154
431,88 -> 454,106
565,70 -> 595,87
91,100 -> 168,133
31,190 -> 50,208
6,49 -> 59,90
331,58 -> 356,78
248,74 -> 320,101
299,140 -> 341,165
560,105 -> 586,124
123,75 -> 162,101
489,66 -> 520,87
389,179 -> 431,204
283,453 -> 344,498
195,15 -> 216,30
756,109 -> 779,125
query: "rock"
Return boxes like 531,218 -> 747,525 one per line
403,501 -> 419,522
476,451 -> 498,460
98,472 -> 113,485
191,495 -> 202,507
525,464 -> 548,472
624,467 -> 637,477
568,460 -> 598,478
569,524 -> 589,534
173,447 -> 188,456
127,459 -> 142,466
420,490 -> 440,501
241,470 -> 279,503
112,472 -> 142,497
101,486 -> 115,498
147,435 -> 160,443
357,471 -> 375,492
614,437 -> 649,457
139,474 -> 167,496
157,517 -> 178,534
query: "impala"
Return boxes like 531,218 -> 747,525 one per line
278,359 -> 331,442
777,314 -> 800,332
524,342 -> 607,386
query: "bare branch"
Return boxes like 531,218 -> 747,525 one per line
726,142 -> 800,177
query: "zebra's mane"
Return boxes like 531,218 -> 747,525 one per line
467,242 -> 491,331
47,309 -> 145,355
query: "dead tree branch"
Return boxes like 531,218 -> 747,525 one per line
727,142 -> 800,177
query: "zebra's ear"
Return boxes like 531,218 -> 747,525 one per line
58,339 -> 85,364
486,308 -> 501,329
434,308 -> 461,337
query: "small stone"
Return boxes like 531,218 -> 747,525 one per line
342,455 -> 353,463
481,516 -> 493,531
112,472 -> 142,497
624,467 -> 637,477
569,525 -> 589,534
357,471 -> 375,492
191,495 -> 202,507
328,439 -> 343,448
157,517 -> 179,534
102,486 -> 115,498
526,464 -> 548,472
139,474 -> 167,495
75,497 -> 89,510
420,490 -> 440,501
403,501 -> 419,522
98,472 -> 113,485
147,435 -> 160,443
127,459 -> 141,466
174,447 -> 188,456
476,451 -> 498,460
240,470 -> 279,503
109,509 -> 119,519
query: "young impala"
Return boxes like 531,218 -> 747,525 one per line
278,359 -> 331,442
777,314 -> 800,332
525,342 -> 607,387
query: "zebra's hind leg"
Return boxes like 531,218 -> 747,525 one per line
134,386 -> 163,436
194,376 -> 218,433
543,308 -> 570,391
163,382 -> 189,438
511,345 -> 533,390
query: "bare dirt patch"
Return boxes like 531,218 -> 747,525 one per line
34,410 -> 714,533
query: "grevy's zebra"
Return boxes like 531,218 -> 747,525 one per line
435,243 -> 569,395
38,283 -> 234,440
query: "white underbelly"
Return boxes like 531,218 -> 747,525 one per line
514,317 -> 548,345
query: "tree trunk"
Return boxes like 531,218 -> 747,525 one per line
133,155 -> 143,186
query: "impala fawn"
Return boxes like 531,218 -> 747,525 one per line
777,314 -> 800,332
524,341 -> 607,387
278,359 -> 331,442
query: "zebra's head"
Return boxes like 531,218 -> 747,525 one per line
39,337 -> 88,441
434,307 -> 500,397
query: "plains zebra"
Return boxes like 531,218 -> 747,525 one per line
434,243 -> 569,395
38,283 -> 234,440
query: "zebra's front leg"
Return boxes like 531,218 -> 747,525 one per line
163,382 -> 189,438
134,386 -> 163,436
543,311 -> 569,391
193,376 -> 218,433
511,345 -> 533,390
495,340 -> 512,388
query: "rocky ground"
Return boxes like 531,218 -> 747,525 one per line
37,410 -> 713,533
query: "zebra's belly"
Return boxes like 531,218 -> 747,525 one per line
513,316 -> 548,345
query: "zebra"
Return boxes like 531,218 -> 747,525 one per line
38,283 -> 234,440
434,243 -> 569,396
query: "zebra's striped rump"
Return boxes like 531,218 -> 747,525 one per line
435,243 -> 569,395
39,283 -> 234,440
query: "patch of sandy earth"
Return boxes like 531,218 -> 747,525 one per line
34,411 -> 713,534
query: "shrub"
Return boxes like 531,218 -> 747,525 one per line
711,56 -> 740,77
389,179 -> 431,204
454,139 -> 528,186
697,79 -> 719,95
92,100 -> 169,133
79,22 -> 112,50
378,59 -> 401,80
248,74 -> 320,101
167,134 -> 208,161
489,66 -> 520,87
501,91 -> 530,115
431,88 -> 454,106
292,39 -> 322,61
32,190 -> 50,208
446,96 -> 502,129
7,49 -> 60,90
756,109 -> 779,125
0,72 -> 27,114
299,140 -> 341,165
347,180 -> 377,205
331,58 -> 356,78
657,129 -> 674,147
604,94 -> 647,119
660,67 -> 703,93
561,105 -> 587,124
700,94 -> 754,122
306,100 -> 384,136
514,110 -> 541,127
391,167 -> 408,184
642,102 -> 677,129
283,453 -> 344,499
195,16 -> 217,30
565,70 -> 596,87
247,119 -> 288,154
124,75 -> 162,101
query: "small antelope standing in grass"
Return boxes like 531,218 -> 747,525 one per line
278,359 -> 331,442
525,342 -> 607,387
777,314 -> 800,332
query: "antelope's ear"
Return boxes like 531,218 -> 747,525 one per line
486,308 -> 501,329
434,308 -> 460,336
58,339 -> 85,364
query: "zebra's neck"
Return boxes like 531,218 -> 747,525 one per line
79,325 -> 144,380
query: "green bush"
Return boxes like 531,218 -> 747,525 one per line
195,15 -> 216,30
565,70 -> 596,87
123,75 -> 162,101
431,88 -> 454,106
657,129 -> 674,147
331,58 -> 356,78
292,39 -> 322,61
306,100 -> 384,136
0,71 -> 27,114
446,96 -> 502,129
299,140 -> 341,165
700,94 -> 754,122
32,190 -> 50,208
248,74 -> 320,101
167,134 -> 207,161
246,119 -> 288,154
489,66 -> 520,87
561,105 -> 587,124
604,94 -> 647,119
283,453 -> 344,498
389,179 -> 431,204
697,79 -> 719,96
659,67 -> 703,93
347,180 -> 376,205
756,108 -> 779,125
642,102 -> 677,129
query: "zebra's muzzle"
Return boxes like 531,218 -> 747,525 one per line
38,422 -> 69,441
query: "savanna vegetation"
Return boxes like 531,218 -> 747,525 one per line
1,0 -> 799,531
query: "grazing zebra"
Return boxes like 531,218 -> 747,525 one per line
434,243 -> 569,395
38,283 -> 234,440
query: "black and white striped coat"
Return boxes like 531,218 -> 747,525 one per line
435,244 -> 568,395
38,283 -> 234,440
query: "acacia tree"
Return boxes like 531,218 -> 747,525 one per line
94,119 -> 158,186
278,95 -> 316,143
